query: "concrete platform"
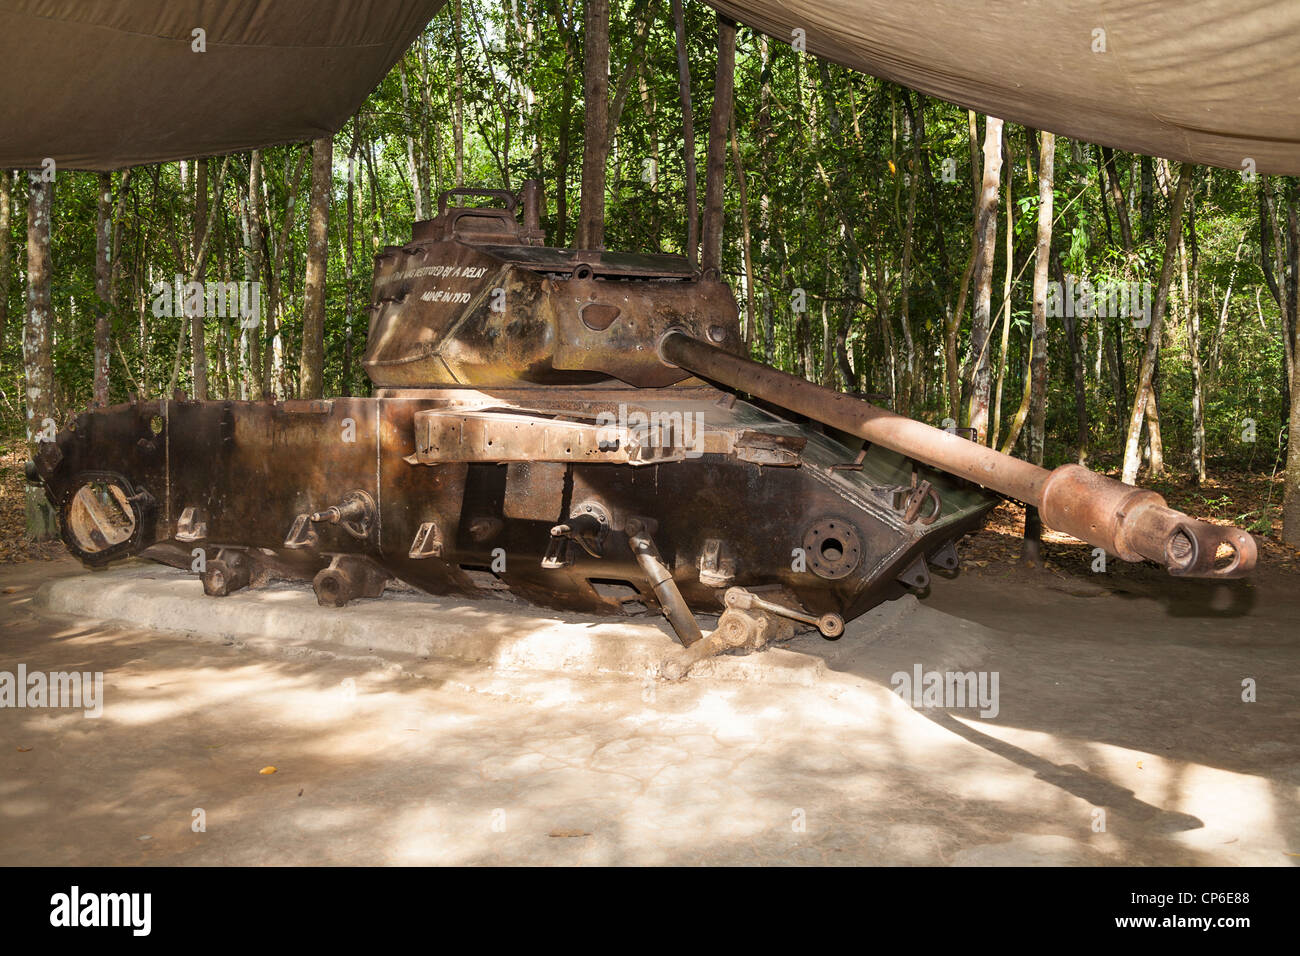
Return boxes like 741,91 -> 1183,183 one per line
36,563 -> 720,679
3,556 -> 1297,866
32,563 -> 944,685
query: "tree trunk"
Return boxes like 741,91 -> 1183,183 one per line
417,38 -> 436,201
761,287 -> 774,365
730,109 -> 756,350
967,116 -> 1003,444
637,54 -> 661,248
1102,321 -> 1125,430
576,0 -> 610,250
820,247 -> 835,388
1278,181 -> 1300,547
756,35 -> 774,363
24,172 -> 55,451
1121,163 -> 1193,485
835,226 -> 860,390
398,59 -> 426,221
671,0 -> 699,265
607,0 -> 655,138
555,40 -> 576,247
1140,156 -> 1154,242
94,171 -> 113,405
216,212 -> 232,400
896,91 -> 921,415
990,128 -> 1014,446
700,16 -> 736,274
191,158 -> 209,399
873,257 -> 897,406
1095,147 -> 1113,247
262,147 -> 308,398
1184,196 -> 1206,484
1261,178 -> 1294,391
0,171 -> 9,358
300,135 -> 332,399
1051,253 -> 1090,462
343,137 -> 357,397
167,156 -> 229,398
244,150 -> 265,399
1145,368 -> 1165,477
1000,336 -> 1034,454
1028,131 -> 1054,467
948,110 -> 981,422
947,247 -> 974,421
1287,354 -> 1300,547
1100,146 -> 1134,254
453,0 -> 465,186
1206,240 -> 1245,387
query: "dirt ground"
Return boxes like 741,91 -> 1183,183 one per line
1,535 -> 1296,865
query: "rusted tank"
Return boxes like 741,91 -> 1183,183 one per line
29,182 -> 1257,673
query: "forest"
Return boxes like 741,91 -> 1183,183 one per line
2,0 -> 1298,556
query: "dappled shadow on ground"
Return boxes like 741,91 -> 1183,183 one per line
0,555 -> 1295,866
922,711 -> 1203,833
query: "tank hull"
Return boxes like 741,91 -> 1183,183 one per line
31,386 -> 997,626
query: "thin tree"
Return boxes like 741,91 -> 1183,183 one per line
730,108 -> 756,349
260,147 -> 308,398
24,171 -> 55,452
671,0 -> 699,265
1028,131 -> 1054,467
700,16 -> 737,273
300,135 -> 332,399
551,0 -> 579,246
1260,179 -> 1293,391
1183,192 -> 1206,484
453,0 -> 465,186
1264,177 -> 1300,545
990,128 -> 1014,446
0,171 -> 11,362
897,90 -> 921,414
1121,163 -> 1193,485
398,58 -> 426,220
607,0 -> 656,143
342,134 -> 358,396
945,110 -> 980,422
165,155 -> 230,398
242,150 -> 264,399
1020,131 -> 1054,565
637,46 -> 662,248
967,116 -> 1004,443
93,172 -> 113,404
576,0 -> 610,250
1206,238 -> 1245,386
191,159 -> 209,399
1099,146 -> 1134,254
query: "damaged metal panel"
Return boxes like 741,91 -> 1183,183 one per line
503,462 -> 565,522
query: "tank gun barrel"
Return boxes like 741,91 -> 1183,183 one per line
658,329 -> 1256,579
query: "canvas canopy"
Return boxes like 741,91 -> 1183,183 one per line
0,0 -> 444,169
710,0 -> 1300,174
0,0 -> 1297,173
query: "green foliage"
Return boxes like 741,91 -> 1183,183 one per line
0,0 -> 1294,484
